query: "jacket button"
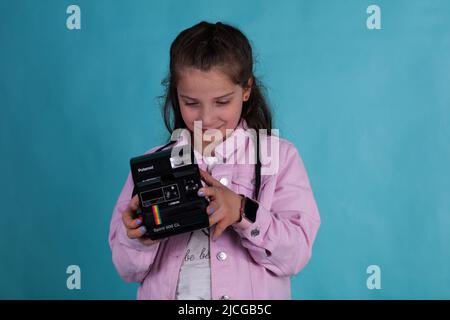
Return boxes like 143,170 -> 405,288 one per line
204,156 -> 218,166
219,177 -> 229,186
251,228 -> 260,237
220,295 -> 230,300
217,251 -> 227,261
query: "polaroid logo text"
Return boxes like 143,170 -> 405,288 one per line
138,166 -> 154,172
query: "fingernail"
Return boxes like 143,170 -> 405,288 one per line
139,226 -> 147,235
197,189 -> 204,196
136,219 -> 142,226
208,207 -> 215,214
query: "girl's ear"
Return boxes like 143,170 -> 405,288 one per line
243,77 -> 253,101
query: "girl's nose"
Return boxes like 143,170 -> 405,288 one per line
199,106 -> 215,126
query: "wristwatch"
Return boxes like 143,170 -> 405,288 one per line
238,195 -> 259,223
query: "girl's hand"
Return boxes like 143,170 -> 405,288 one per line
198,169 -> 243,240
122,195 -> 164,246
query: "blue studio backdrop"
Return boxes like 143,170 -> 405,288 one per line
1,0 -> 449,299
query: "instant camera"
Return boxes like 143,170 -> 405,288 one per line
130,144 -> 209,240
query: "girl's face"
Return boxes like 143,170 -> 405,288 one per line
177,67 -> 251,151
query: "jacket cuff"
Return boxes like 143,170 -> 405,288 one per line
232,203 -> 271,245
233,216 -> 253,230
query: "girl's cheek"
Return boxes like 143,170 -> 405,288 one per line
180,107 -> 197,124
223,104 -> 243,122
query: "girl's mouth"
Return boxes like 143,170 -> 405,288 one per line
202,127 -> 222,133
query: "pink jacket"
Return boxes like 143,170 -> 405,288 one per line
109,121 -> 321,300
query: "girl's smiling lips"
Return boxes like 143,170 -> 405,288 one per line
201,126 -> 223,133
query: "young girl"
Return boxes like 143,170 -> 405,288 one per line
109,21 -> 321,300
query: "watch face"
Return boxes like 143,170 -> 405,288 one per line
244,197 -> 259,223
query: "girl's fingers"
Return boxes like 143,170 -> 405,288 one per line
206,202 -> 217,215
127,225 -> 147,239
208,208 -> 222,227
129,194 -> 140,211
212,223 -> 226,240
122,209 -> 133,228
122,208 -> 143,229
198,186 -> 216,198
199,169 -> 220,187
122,196 -> 143,229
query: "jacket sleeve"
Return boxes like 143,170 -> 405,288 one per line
232,142 -> 321,277
109,156 -> 161,283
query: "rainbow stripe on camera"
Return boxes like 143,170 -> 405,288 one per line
152,205 -> 162,225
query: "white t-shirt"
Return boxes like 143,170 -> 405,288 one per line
175,228 -> 211,299
175,156 -> 218,300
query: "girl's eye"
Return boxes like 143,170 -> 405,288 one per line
184,102 -> 199,106
216,101 -> 230,105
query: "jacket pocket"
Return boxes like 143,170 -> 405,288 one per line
232,173 -> 256,198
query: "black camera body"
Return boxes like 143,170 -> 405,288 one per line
130,145 -> 209,240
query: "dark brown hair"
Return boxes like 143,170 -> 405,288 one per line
160,21 -> 272,135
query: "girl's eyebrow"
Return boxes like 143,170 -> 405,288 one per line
180,91 -> 235,100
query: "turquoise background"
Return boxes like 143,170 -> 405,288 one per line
1,0 -> 449,299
